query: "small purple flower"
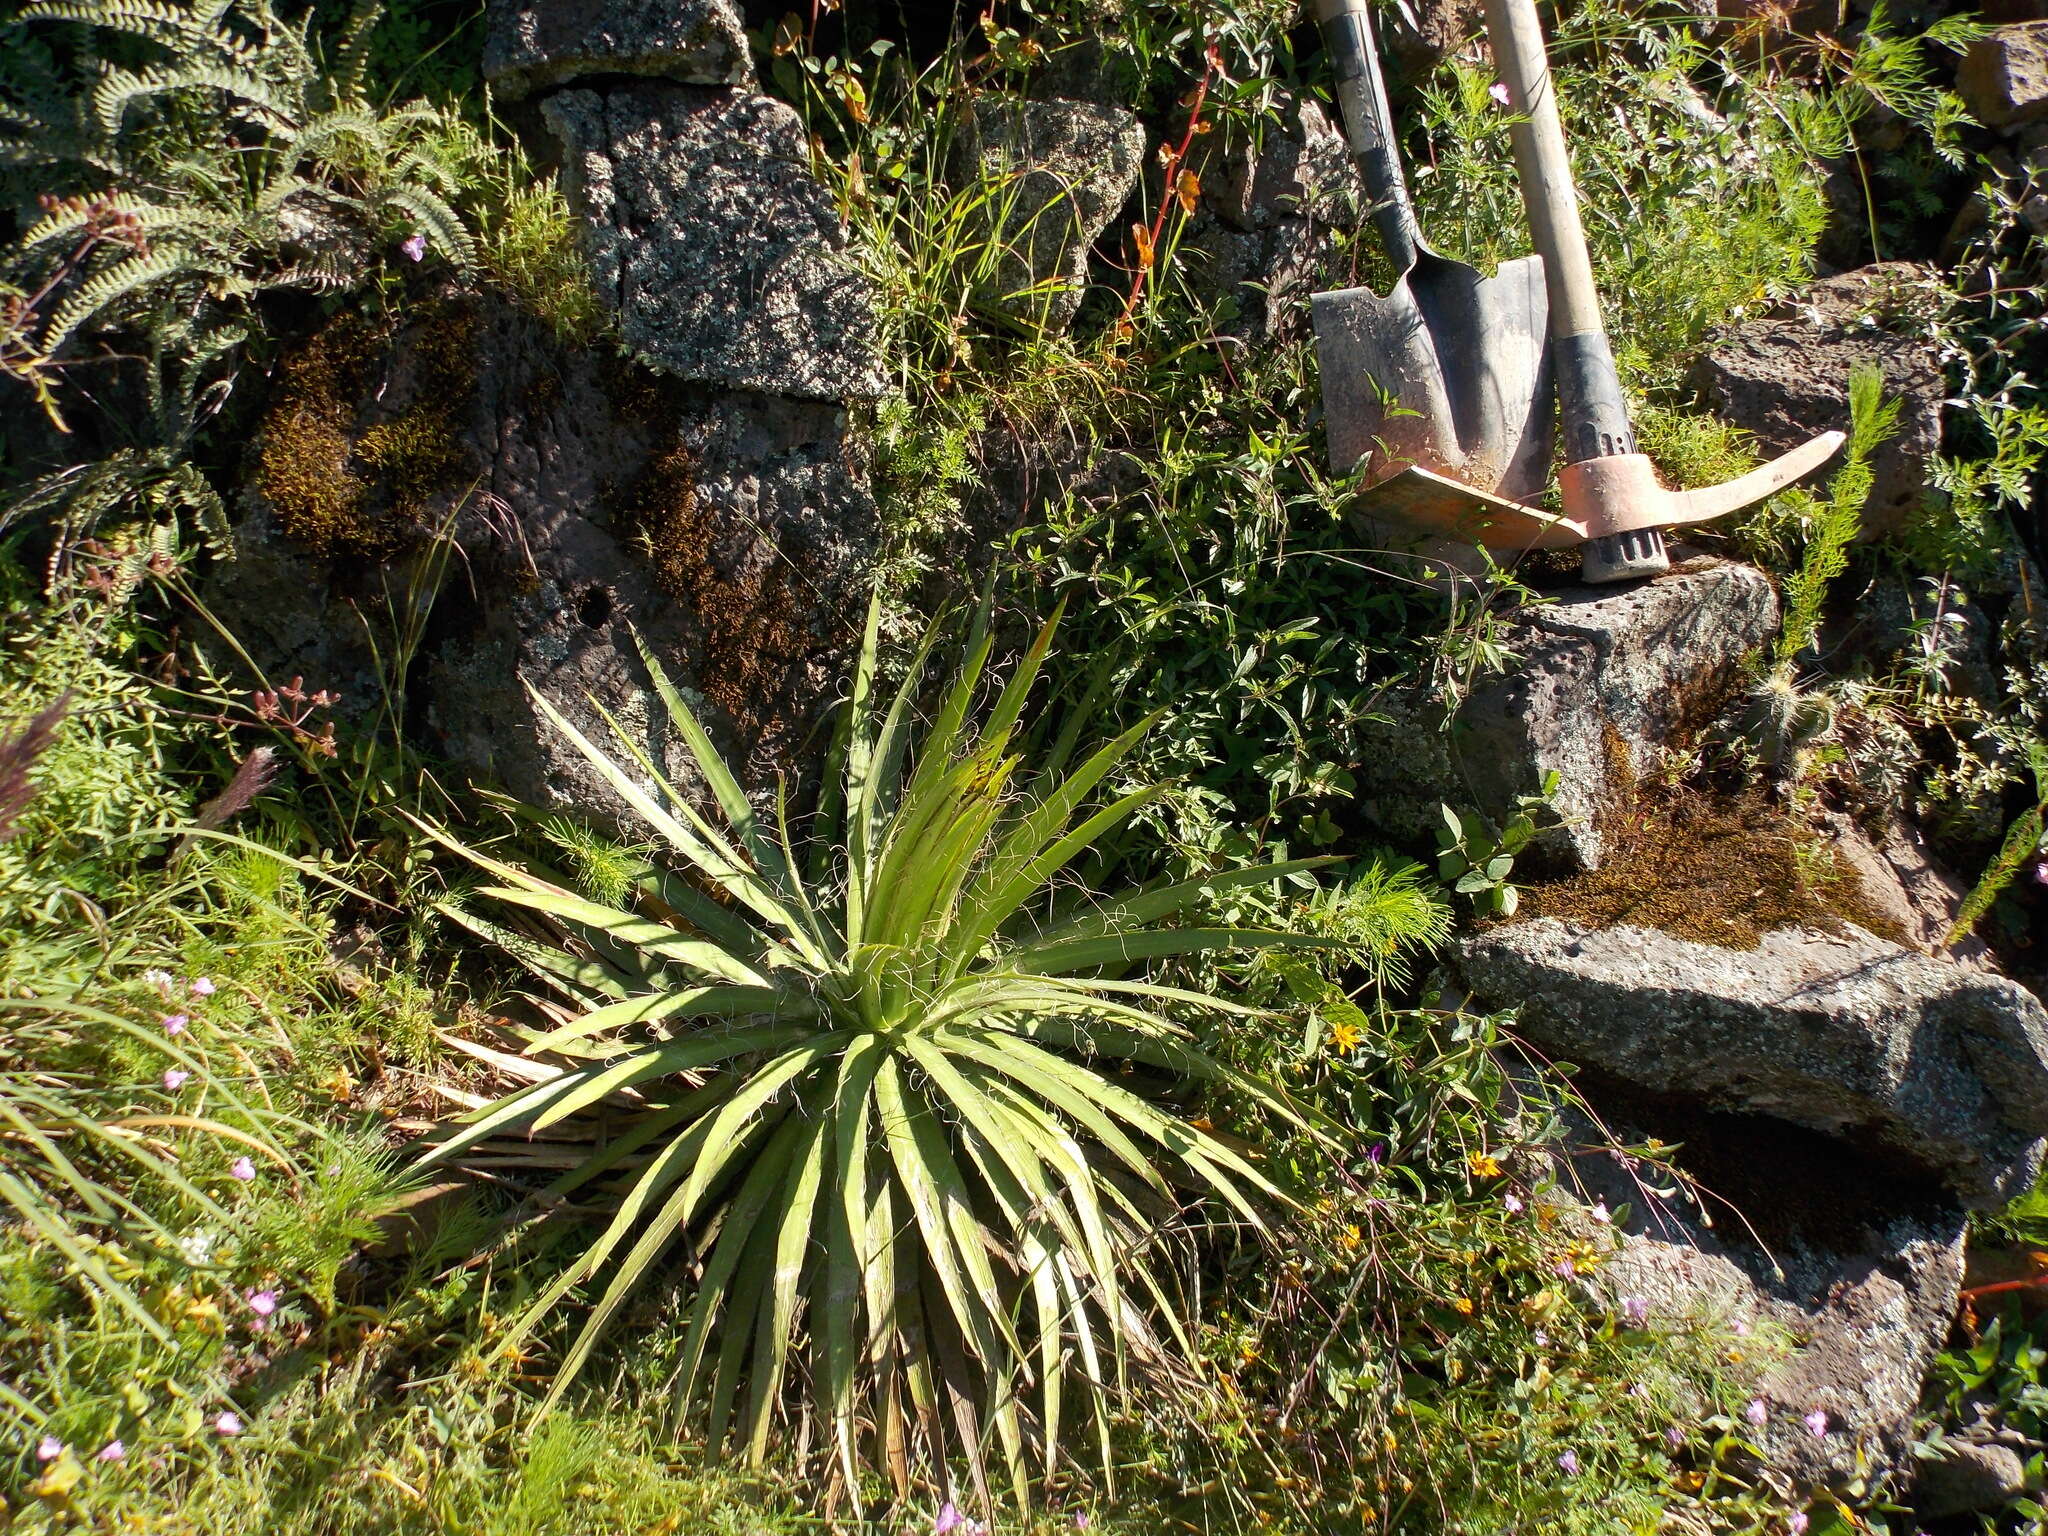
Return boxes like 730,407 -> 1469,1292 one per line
1534,1328 -> 1550,1347
1367,1142 -> 1385,1165
1073,1516 -> 1089,1532
935,1502 -> 964,1536
2033,858 -> 2048,887
400,232 -> 427,262
1745,1398 -> 1769,1427
1503,1193 -> 1525,1214
230,1157 -> 255,1182
163,1068 -> 190,1090
1789,1514 -> 1809,1535
1627,1382 -> 1650,1400
1556,1449 -> 1580,1475
1803,1408 -> 1828,1439
98,1440 -> 125,1462
1489,80 -> 1512,106
1620,1296 -> 1650,1326
246,1289 -> 277,1317
1665,1424 -> 1685,1450
1554,1258 -> 1576,1279
1589,1200 -> 1611,1224
36,1435 -> 62,1462
162,1013 -> 189,1036
190,976 -> 216,997
1732,1318 -> 1751,1337
215,1411 -> 243,1437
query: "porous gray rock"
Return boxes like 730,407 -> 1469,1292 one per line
1821,811 -> 1987,963
951,96 -> 1144,332
1958,23 -> 2048,130
214,294 -> 874,816
1352,558 -> 1779,868
1576,1114 -> 1968,1496
1914,1437 -> 2033,1518
1459,918 -> 2048,1206
1183,97 -> 1363,341
482,0 -> 753,100
1690,264 -> 1946,538
544,83 -> 884,401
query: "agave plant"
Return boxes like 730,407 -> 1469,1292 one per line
425,599 -> 1336,1505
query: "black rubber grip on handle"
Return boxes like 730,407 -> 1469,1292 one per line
1317,2 -> 1422,274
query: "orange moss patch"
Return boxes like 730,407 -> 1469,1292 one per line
255,302 -> 480,559
1524,787 -> 1907,949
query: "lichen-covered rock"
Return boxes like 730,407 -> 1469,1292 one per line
483,0 -> 752,99
212,294 -> 874,815
1958,22 -> 2048,130
1914,1436 -> 2032,1518
1182,97 -> 1363,341
1574,1116 -> 1967,1496
1458,918 -> 2048,1205
1352,558 -> 1778,868
1689,264 -> 1946,537
951,96 -> 1144,332
544,84 -> 884,401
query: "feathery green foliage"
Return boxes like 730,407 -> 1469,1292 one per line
428,597 -> 1336,1507
1775,363 -> 1900,668
0,0 -> 483,432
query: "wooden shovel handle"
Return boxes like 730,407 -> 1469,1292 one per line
1481,0 -> 1635,467
1480,0 -> 1600,335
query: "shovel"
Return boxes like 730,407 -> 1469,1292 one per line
1310,0 -> 1555,526
1480,0 -> 1846,582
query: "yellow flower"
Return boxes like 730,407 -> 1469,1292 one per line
1451,1296 -> 1475,1316
1468,1151 -> 1504,1180
1329,1018 -> 1363,1052
1341,1224 -> 1363,1251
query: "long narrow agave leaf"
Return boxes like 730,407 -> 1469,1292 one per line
526,986 -> 794,1054
472,884 -> 771,988
744,1099 -> 833,1460
525,688 -> 823,964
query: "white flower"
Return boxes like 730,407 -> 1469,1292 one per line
215,1411 -> 243,1437
143,968 -> 175,995
36,1436 -> 63,1462
178,1230 -> 215,1265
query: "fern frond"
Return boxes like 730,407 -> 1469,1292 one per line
383,182 -> 475,271
324,0 -> 385,105
34,244 -> 203,357
93,62 -> 299,138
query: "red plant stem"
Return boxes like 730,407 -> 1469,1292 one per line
1961,1276 -> 2048,1302
1119,42 -> 1221,326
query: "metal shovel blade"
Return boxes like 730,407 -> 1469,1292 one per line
1313,248 -> 1555,510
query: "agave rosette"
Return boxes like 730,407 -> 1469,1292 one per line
424,598 -> 1337,1503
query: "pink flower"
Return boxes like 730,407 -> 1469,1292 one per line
1589,1200 -> 1611,1224
400,232 -> 427,262
1804,1408 -> 1828,1438
98,1440 -> 125,1462
2033,858 -> 2047,886
1503,1193 -> 1525,1214
934,1503 -> 964,1536
36,1435 -> 62,1462
162,1013 -> 189,1035
246,1289 -> 277,1317
1620,1296 -> 1650,1326
1789,1514 -> 1809,1535
190,976 -> 216,996
163,1069 -> 190,1090
230,1157 -> 255,1182
1665,1425 -> 1685,1449
1745,1398 -> 1769,1426
215,1411 -> 243,1437
1556,1449 -> 1580,1475
1489,81 -> 1512,106
1554,1259 -> 1575,1279
1073,1516 -> 1089,1532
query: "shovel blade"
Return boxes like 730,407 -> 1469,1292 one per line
1313,251 -> 1554,504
